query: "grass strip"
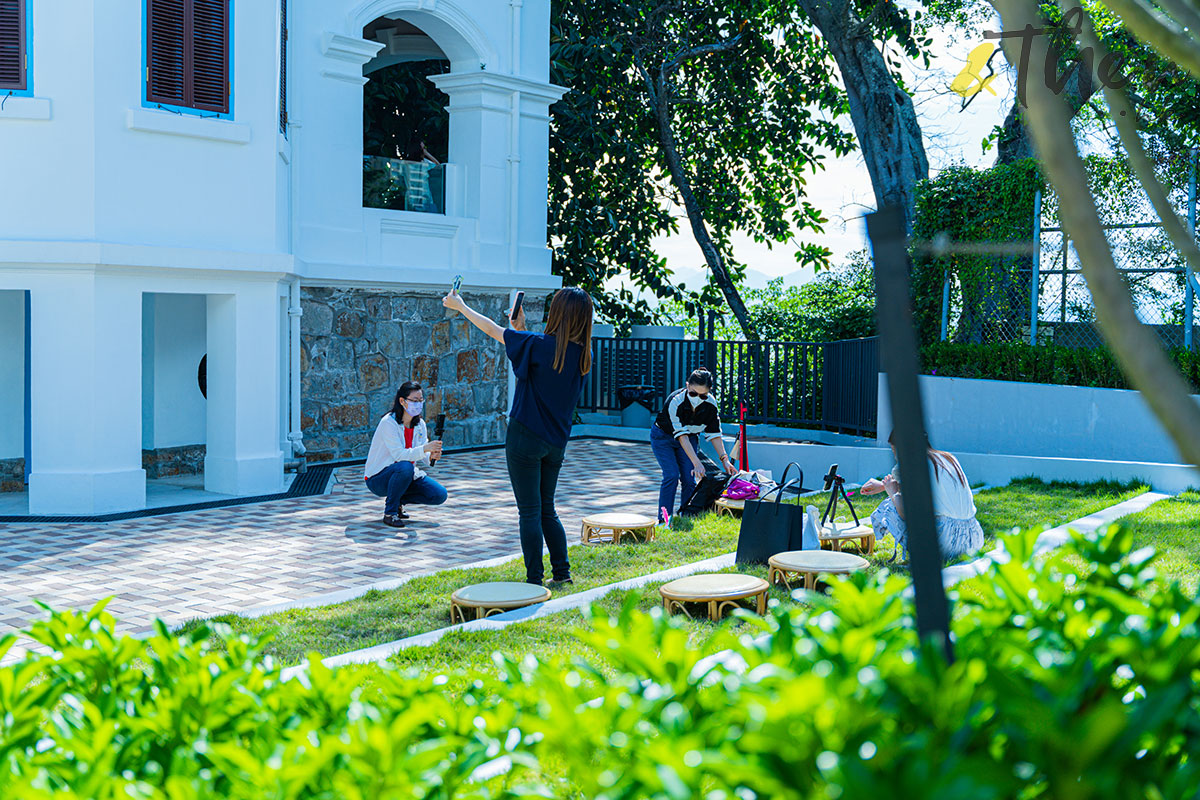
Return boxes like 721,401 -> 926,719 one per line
185,477 -> 1147,666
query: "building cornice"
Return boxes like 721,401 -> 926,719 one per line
430,71 -> 568,105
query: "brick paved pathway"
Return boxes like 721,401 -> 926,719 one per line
0,439 -> 661,659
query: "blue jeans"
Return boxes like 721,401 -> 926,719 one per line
505,419 -> 569,585
650,425 -> 699,522
365,461 -> 448,515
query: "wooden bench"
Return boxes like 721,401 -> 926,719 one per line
767,549 -> 869,591
659,573 -> 769,621
450,581 -> 552,624
581,512 -> 657,545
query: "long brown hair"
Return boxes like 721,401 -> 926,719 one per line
887,430 -> 967,486
543,287 -> 594,375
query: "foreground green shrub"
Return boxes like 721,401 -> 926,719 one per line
921,341 -> 1200,391
497,523 -> 1200,798
0,612 -> 537,798
1,524 -> 1198,797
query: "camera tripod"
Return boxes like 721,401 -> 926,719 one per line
820,463 -> 860,529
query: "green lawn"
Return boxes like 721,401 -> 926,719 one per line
183,477 -> 1151,670
178,513 -> 745,665
1022,490 -> 1200,601
1128,491 -> 1200,594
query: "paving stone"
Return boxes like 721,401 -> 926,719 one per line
0,441 -> 661,646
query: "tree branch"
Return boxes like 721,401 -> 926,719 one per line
1067,2 -> 1200,296
661,32 -> 746,79
1101,0 -> 1200,80
989,0 -> 1200,470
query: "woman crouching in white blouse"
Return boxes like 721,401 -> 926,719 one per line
860,430 -> 984,562
363,381 -> 448,528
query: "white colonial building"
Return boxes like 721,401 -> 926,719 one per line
0,0 -> 566,515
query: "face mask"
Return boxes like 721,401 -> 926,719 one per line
405,400 -> 424,416
687,393 -> 704,408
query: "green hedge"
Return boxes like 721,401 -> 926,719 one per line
1,525 -> 1199,797
921,341 -> 1200,392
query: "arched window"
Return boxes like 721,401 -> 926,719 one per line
361,17 -> 449,213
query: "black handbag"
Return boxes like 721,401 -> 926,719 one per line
678,472 -> 731,517
734,462 -> 816,564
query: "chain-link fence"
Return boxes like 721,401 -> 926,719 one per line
938,149 -> 1199,351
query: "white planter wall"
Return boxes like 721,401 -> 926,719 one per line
877,374 -> 1200,466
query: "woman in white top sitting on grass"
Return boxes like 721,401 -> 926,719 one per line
860,430 -> 984,563
363,381 -> 448,528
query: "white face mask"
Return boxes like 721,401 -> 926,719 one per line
687,393 -> 704,408
405,400 -> 424,416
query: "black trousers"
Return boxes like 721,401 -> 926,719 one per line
505,419 -> 569,584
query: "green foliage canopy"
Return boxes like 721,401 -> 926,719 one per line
548,0 -> 858,324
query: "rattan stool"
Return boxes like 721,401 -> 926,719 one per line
767,549 -> 869,591
819,521 -> 876,555
450,582 -> 552,624
714,497 -> 745,517
580,512 -> 657,545
659,573 -> 769,621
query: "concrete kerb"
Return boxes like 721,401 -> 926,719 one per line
937,490 -> 1170,589
280,552 -> 737,680
277,485 -> 998,678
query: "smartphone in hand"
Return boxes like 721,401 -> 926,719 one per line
510,291 -> 525,322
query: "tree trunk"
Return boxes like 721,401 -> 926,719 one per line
981,59 -> 1099,343
989,0 -> 1200,470
797,0 -> 929,235
651,78 -> 760,341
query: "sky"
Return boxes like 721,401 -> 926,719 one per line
609,10 -> 1017,297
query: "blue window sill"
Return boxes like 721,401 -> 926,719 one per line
126,107 -> 250,144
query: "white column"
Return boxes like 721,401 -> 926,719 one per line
204,283 -> 285,496
431,72 -> 566,273
28,275 -> 146,515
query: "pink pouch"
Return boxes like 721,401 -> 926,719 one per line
723,477 -> 760,500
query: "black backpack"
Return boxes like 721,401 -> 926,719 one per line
678,453 -> 731,517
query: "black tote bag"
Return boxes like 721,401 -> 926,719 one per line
734,462 -> 814,564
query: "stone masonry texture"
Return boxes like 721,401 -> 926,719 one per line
299,287 -> 551,461
0,458 -> 24,493
142,445 -> 206,479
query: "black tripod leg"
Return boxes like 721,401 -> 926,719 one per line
841,484 -> 860,526
822,489 -> 838,527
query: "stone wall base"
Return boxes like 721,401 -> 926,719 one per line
0,458 -> 24,493
143,444 -> 206,479
300,286 -> 551,462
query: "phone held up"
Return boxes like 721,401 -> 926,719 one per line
431,413 -> 446,466
511,291 -> 524,322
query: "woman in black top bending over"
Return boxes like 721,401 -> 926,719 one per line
651,367 -> 737,522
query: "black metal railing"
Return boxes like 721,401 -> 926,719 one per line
581,336 -> 879,434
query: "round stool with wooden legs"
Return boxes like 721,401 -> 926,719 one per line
714,497 -> 745,518
580,512 -> 657,545
450,582 -> 551,624
659,574 -> 769,621
767,549 -> 869,592
819,521 -> 876,555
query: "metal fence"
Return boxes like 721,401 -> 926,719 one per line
580,336 -> 879,434
938,148 -> 1199,350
